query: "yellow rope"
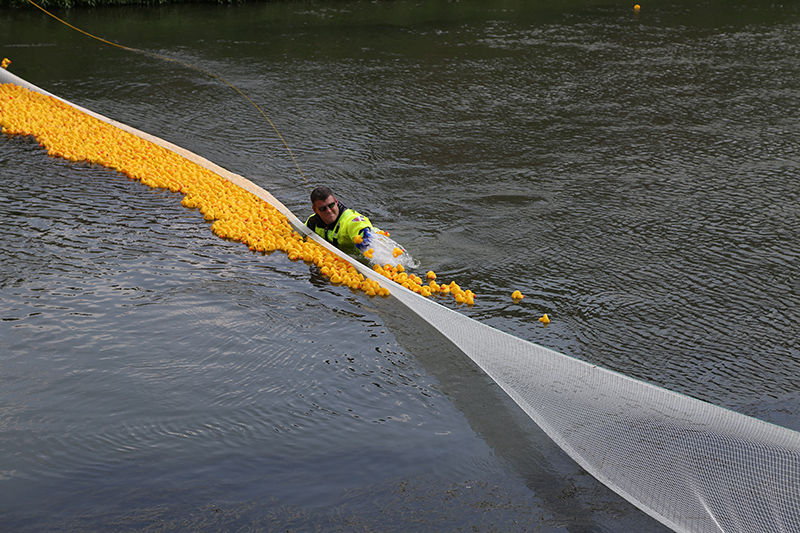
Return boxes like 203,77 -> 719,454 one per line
26,0 -> 311,191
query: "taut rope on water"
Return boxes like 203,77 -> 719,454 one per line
25,0 -> 311,191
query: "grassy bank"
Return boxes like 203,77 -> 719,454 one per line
1,0 -> 249,8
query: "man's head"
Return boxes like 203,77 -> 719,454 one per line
311,186 -> 339,225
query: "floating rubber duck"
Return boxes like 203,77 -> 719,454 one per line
426,271 -> 436,280
392,247 -> 404,258
511,290 -> 524,300
539,313 -> 550,324
1,58 -> 10,70
634,4 -> 641,13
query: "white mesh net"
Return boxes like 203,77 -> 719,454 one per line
3,67 -> 799,533
385,289 -> 800,532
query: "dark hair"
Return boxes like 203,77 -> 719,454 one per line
311,186 -> 334,203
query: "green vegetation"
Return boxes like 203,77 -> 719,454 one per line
1,0 -> 253,8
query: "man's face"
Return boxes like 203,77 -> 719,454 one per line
313,195 -> 339,225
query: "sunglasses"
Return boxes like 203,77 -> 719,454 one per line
317,201 -> 337,213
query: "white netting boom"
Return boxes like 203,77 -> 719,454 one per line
3,68 -> 799,533
386,287 -> 800,532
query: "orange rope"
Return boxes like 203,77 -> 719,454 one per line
25,0 -> 311,191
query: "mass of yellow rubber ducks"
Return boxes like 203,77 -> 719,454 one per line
0,82 -> 494,307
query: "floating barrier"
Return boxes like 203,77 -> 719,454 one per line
2,66 -> 800,533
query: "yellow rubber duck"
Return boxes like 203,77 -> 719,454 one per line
539,313 -> 550,324
511,290 -> 524,300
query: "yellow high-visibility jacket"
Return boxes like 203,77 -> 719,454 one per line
305,202 -> 373,248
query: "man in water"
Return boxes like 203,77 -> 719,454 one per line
305,186 -> 374,249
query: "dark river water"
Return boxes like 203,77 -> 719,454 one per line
1,0 -> 799,531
